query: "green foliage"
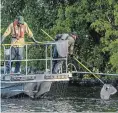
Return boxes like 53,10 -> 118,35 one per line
110,52 -> 118,73
1,0 -> 118,73
89,0 -> 118,73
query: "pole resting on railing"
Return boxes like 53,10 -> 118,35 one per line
74,56 -> 104,84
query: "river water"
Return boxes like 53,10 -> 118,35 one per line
1,82 -> 118,112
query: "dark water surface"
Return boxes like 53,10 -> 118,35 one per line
1,82 -> 118,112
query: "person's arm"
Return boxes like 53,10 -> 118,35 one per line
25,23 -> 33,37
25,23 -> 39,43
31,36 -> 38,43
25,23 -> 38,43
2,23 -> 12,43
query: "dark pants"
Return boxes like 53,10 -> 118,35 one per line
52,46 -> 58,73
6,47 -> 23,73
52,45 -> 64,73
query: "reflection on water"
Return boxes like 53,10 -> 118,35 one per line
1,82 -> 118,112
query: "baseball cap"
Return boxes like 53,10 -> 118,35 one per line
17,16 -> 24,24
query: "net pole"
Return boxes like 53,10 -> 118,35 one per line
74,57 -> 104,84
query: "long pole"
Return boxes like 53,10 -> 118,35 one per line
74,56 -> 104,84
41,29 -> 54,41
40,29 -> 105,84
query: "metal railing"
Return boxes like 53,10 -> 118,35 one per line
1,41 -> 68,77
71,71 -> 118,76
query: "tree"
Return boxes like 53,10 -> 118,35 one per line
1,0 -> 118,73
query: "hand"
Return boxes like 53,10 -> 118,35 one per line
31,36 -> 37,43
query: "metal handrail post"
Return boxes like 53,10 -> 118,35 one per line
45,45 -> 48,72
66,55 -> 67,73
10,46 -> 11,74
61,64 -> 62,73
26,45 -> 28,75
66,41 -> 68,73
50,44 -> 52,74
3,46 -> 5,74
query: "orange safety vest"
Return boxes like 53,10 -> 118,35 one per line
13,20 -> 25,40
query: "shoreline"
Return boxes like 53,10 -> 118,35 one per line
69,77 -> 118,87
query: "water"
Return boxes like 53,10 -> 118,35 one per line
1,82 -> 118,112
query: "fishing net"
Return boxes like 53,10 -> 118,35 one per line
56,40 -> 68,57
73,57 -> 117,100
100,84 -> 117,100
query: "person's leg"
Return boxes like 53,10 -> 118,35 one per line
52,46 -> 58,73
14,47 -> 23,73
52,60 -> 58,73
5,47 -> 16,74
5,60 -> 10,74
53,60 -> 64,73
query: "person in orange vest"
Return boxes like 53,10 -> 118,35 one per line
1,16 -> 37,74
